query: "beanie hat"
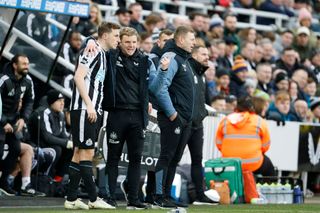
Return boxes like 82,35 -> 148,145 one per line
216,68 -> 230,78
298,8 -> 312,23
47,90 -> 64,106
232,56 -> 248,73
210,15 -> 224,30
275,72 -> 289,84
310,97 -> 320,111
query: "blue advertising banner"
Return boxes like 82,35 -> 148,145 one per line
0,0 -> 89,17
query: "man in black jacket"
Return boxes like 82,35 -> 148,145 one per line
187,45 -> 217,205
0,54 -> 34,196
103,27 -> 169,209
150,26 -> 196,208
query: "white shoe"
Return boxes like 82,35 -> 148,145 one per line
88,197 -> 116,209
64,198 -> 89,210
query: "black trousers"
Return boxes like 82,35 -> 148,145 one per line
187,126 -> 205,198
155,113 -> 191,196
254,154 -> 276,176
0,132 -> 21,186
106,109 -> 144,202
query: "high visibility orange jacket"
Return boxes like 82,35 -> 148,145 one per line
215,112 -> 271,172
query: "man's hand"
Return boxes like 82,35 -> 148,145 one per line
160,57 -> 170,71
169,112 -> 178,121
4,123 -> 13,133
15,118 -> 25,132
148,103 -> 153,114
84,40 -> 98,57
87,104 -> 97,123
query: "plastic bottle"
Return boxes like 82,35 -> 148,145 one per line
283,183 -> 293,204
276,183 -> 284,204
261,183 -> 270,203
293,185 -> 303,204
269,183 -> 277,204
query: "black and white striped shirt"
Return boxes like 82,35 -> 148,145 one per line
70,46 -> 106,114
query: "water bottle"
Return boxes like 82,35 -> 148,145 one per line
260,183 -> 270,203
275,183 -> 284,204
167,208 -> 187,213
283,183 -> 293,204
293,185 -> 303,204
269,183 -> 277,204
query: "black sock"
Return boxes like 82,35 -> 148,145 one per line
66,162 -> 80,201
80,161 -> 97,202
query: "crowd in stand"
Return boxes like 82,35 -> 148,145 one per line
0,0 -> 320,208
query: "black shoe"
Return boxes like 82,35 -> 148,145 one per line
127,199 -> 148,210
145,194 -> 154,204
106,197 -> 118,208
0,185 -> 17,196
120,179 -> 128,201
154,195 -> 176,209
20,184 -> 46,197
166,195 -> 188,208
193,195 -> 219,205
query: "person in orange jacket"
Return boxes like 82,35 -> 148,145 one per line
215,96 -> 276,176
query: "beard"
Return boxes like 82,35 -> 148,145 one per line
17,68 -> 28,77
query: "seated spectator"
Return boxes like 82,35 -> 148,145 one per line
289,80 -> 299,103
216,96 -> 276,176
139,32 -> 153,55
293,27 -> 314,61
39,90 -> 73,181
257,0 -> 294,26
252,96 -> 269,117
293,99 -> 309,121
258,38 -> 277,64
267,90 -> 299,122
212,68 -> 230,99
114,8 -> 131,27
216,36 -> 237,69
225,95 -> 237,113
310,98 -> 320,122
244,78 -> 257,97
210,95 -> 227,112
273,30 -> 294,55
291,68 -> 309,102
208,15 -> 224,40
238,28 -> 257,44
275,47 -> 301,77
304,78 -> 317,100
273,71 -> 289,92
256,63 -> 274,95
254,45 -> 264,65
229,56 -> 248,98
297,8 -> 318,47
223,13 -> 241,55
309,49 -> 320,83
240,41 -> 256,71
189,12 -> 210,47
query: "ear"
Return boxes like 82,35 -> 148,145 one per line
12,63 -> 17,70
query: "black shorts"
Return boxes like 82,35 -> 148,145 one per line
70,110 -> 102,149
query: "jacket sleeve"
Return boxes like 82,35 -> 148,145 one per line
150,55 -> 179,118
0,75 -> 7,125
260,118 -> 271,153
40,110 -> 68,147
20,76 -> 35,122
148,58 -> 167,95
215,118 -> 226,151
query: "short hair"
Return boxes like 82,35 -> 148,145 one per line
189,12 -> 205,21
140,32 -> 152,42
98,22 -> 121,38
275,90 -> 290,102
68,30 -> 81,40
236,96 -> 255,112
252,96 -> 268,116
240,41 -> 255,50
211,95 -> 226,104
128,2 -> 141,10
281,47 -> 295,55
11,53 -> 28,64
191,44 -> 206,54
145,14 -> 163,26
256,63 -> 271,73
120,27 -> 139,40
159,29 -> 173,38
174,26 -> 194,41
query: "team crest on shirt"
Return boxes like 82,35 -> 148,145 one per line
8,88 -> 15,96
85,138 -> 93,146
133,61 -> 139,66
174,127 -> 181,135
181,64 -> 187,72
109,132 -> 119,144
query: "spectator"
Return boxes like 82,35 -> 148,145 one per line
267,90 -> 299,121
256,63 -> 274,95
257,0 -> 294,25
211,68 -> 230,99
229,56 -> 248,98
310,49 -> 320,83
252,96 -> 269,117
172,16 -> 190,30
216,96 -> 276,175
244,78 -> 258,97
0,54 -> 34,196
259,38 -> 277,64
208,41 -> 220,65
139,32 -> 153,54
129,2 -> 144,33
273,71 -> 290,92
114,8 -> 131,27
291,68 -> 309,102
240,41 -> 256,71
310,98 -> 320,122
293,99 -> 309,121
217,36 -> 237,69
273,30 -> 294,57
189,12 -> 210,47
223,13 -> 240,54
142,14 -> 164,35
39,90 -> 73,180
289,80 -> 299,102
297,8 -> 317,47
225,95 -> 237,113
275,47 -> 301,77
208,15 -> 224,40
238,28 -> 257,44
254,45 -> 264,65
293,26 -> 314,61
304,78 -> 318,99
210,95 -> 227,112
76,4 -> 102,37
